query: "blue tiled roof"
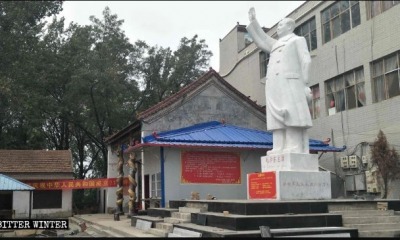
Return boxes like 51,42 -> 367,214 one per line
0,174 -> 35,191
139,121 -> 345,152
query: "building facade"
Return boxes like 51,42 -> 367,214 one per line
219,1 -> 400,198
105,69 -> 343,211
105,70 -> 268,211
0,150 -> 73,218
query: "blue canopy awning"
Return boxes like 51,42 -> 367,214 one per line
0,173 -> 35,191
127,121 -> 345,153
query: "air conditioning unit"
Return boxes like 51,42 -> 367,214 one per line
340,156 -> 349,168
349,155 -> 358,168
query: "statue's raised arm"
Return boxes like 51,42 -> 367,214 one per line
246,7 -> 276,53
248,7 -> 256,22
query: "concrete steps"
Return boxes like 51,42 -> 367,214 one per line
347,222 -> 400,231
164,217 -> 191,224
147,207 -> 178,218
167,227 -> 202,238
70,216 -> 126,237
131,215 -> 163,228
328,202 -> 377,211
155,222 -> 174,232
173,223 -> 358,238
358,229 -> 400,238
147,228 -> 169,237
90,224 -> 125,237
146,206 -> 205,236
343,215 -> 400,224
329,202 -> 400,238
331,209 -> 395,216
179,206 -> 206,213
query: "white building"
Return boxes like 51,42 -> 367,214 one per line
0,150 -> 73,218
219,1 -> 400,198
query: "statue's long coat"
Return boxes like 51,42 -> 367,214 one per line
247,20 -> 312,130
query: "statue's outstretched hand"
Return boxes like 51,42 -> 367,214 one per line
249,7 -> 256,22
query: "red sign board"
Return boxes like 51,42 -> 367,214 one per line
248,172 -> 277,199
181,151 -> 241,184
23,177 -> 129,190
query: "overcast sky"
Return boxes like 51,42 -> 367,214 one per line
59,1 -> 304,71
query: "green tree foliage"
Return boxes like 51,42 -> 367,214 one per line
370,130 -> 400,198
138,35 -> 213,111
0,1 -> 63,149
0,3 -> 212,181
70,7 -> 143,177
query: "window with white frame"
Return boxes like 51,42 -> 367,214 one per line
309,84 -> 320,119
372,52 -> 400,103
151,172 -> 161,198
294,17 -> 317,51
259,51 -> 269,79
321,1 -> 360,44
325,68 -> 365,115
366,1 -> 399,19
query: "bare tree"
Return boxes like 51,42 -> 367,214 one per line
370,130 -> 400,198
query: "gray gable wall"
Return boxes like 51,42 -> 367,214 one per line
141,76 -> 266,136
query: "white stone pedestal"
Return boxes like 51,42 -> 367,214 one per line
261,153 -> 319,172
247,153 -> 332,200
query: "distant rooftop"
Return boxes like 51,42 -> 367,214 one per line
0,150 -> 73,173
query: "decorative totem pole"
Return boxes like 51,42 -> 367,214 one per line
115,148 -> 124,215
127,152 -> 138,217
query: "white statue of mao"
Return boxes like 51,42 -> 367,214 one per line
247,7 -> 313,155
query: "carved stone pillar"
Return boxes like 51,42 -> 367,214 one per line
127,152 -> 138,217
115,149 -> 124,215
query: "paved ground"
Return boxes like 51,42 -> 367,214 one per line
0,214 -> 156,238
68,213 -> 157,237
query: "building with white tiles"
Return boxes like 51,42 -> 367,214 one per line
219,1 -> 400,198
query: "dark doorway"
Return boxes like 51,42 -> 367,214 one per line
144,175 -> 150,209
0,191 -> 13,219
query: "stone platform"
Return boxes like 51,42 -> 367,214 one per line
248,152 -> 331,200
153,199 -> 400,237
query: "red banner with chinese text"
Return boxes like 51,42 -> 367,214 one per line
23,177 -> 129,190
181,151 -> 241,184
247,172 -> 277,199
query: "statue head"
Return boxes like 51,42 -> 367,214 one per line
277,18 -> 295,38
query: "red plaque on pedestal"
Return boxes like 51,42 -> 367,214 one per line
248,172 -> 277,199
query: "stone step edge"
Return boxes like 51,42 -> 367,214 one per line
179,207 -> 206,213
148,207 -> 179,211
147,228 -> 169,237
90,224 -> 125,237
155,222 -> 174,231
70,215 -> 142,237
343,216 -> 400,221
359,229 -> 400,233
175,224 -> 358,237
346,223 -> 400,227
330,209 -> 395,213
358,229 -> 400,237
